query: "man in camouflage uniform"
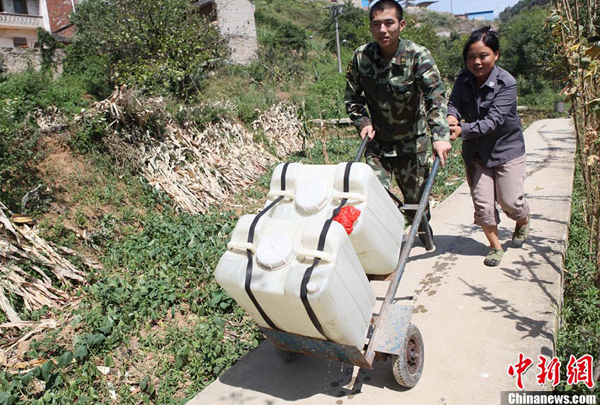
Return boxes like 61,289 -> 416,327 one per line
345,0 -> 451,242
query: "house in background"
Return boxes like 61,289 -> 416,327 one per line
0,0 -> 77,49
455,10 -> 494,20
193,0 -> 257,65
351,0 -> 437,9
1,0 -> 257,69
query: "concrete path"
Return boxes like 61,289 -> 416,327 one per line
188,118 -> 575,405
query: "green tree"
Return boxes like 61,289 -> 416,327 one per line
255,8 -> 309,52
499,7 -> 553,79
320,3 -> 370,52
402,18 -> 465,81
499,0 -> 550,22
68,0 -> 226,97
498,7 -> 555,102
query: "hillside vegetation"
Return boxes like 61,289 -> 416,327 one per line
0,0 -> 588,403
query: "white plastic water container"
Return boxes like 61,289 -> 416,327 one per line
264,162 -> 404,275
215,215 -> 376,348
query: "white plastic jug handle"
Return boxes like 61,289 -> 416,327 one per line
267,190 -> 295,200
331,192 -> 367,202
227,241 -> 257,254
296,249 -> 334,263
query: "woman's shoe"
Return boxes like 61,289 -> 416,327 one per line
512,217 -> 530,247
484,248 -> 504,267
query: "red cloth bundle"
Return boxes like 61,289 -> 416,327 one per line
333,206 -> 361,235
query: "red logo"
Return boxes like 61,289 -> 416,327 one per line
508,353 -> 596,390
508,353 -> 534,390
566,354 -> 595,389
536,356 -> 561,387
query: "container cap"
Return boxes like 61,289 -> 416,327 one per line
295,179 -> 329,213
306,282 -> 320,294
256,233 -> 295,270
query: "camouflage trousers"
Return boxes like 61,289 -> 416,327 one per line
365,140 -> 431,226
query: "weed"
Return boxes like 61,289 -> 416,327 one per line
0,69 -> 91,211
556,162 -> 600,396
74,208 -> 88,229
431,141 -> 465,202
41,217 -> 78,248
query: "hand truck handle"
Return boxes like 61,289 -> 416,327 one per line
354,135 -> 370,163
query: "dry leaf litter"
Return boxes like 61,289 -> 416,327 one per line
83,86 -> 306,214
0,201 -> 100,369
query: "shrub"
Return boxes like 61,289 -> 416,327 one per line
0,70 -> 89,211
0,112 -> 39,211
0,69 -> 88,120
69,0 -> 226,98
499,0 -> 551,22
499,8 -> 554,80
515,76 -> 561,109
64,52 -> 113,99
0,53 -> 7,76
402,19 -> 465,82
301,71 -> 346,119
36,27 -> 60,71
255,9 -> 309,53
320,3 -> 370,53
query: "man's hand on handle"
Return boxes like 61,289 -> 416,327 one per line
360,125 -> 376,140
432,140 -> 451,167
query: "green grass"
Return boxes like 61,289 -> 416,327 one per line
431,140 -> 465,202
556,161 -> 600,397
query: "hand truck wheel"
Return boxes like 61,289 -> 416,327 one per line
391,323 -> 424,387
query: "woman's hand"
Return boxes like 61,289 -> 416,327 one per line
449,124 -> 462,141
447,115 -> 459,126
447,115 -> 461,141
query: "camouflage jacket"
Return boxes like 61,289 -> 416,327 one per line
344,39 -> 450,155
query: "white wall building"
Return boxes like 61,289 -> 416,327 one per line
195,0 -> 258,65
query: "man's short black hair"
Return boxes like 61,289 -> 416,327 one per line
369,0 -> 404,22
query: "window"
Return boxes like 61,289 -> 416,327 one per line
13,0 -> 28,14
13,37 -> 28,48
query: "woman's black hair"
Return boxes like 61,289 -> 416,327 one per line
462,26 -> 500,62
369,0 -> 403,22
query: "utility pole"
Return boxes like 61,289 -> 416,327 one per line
325,1 -> 344,74
450,0 -> 453,15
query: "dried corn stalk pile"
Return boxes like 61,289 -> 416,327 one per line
0,202 -> 96,324
85,87 -> 305,214
252,102 -> 305,159
140,121 -> 276,213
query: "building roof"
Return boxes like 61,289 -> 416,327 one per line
465,10 -> 493,15
415,1 -> 437,8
